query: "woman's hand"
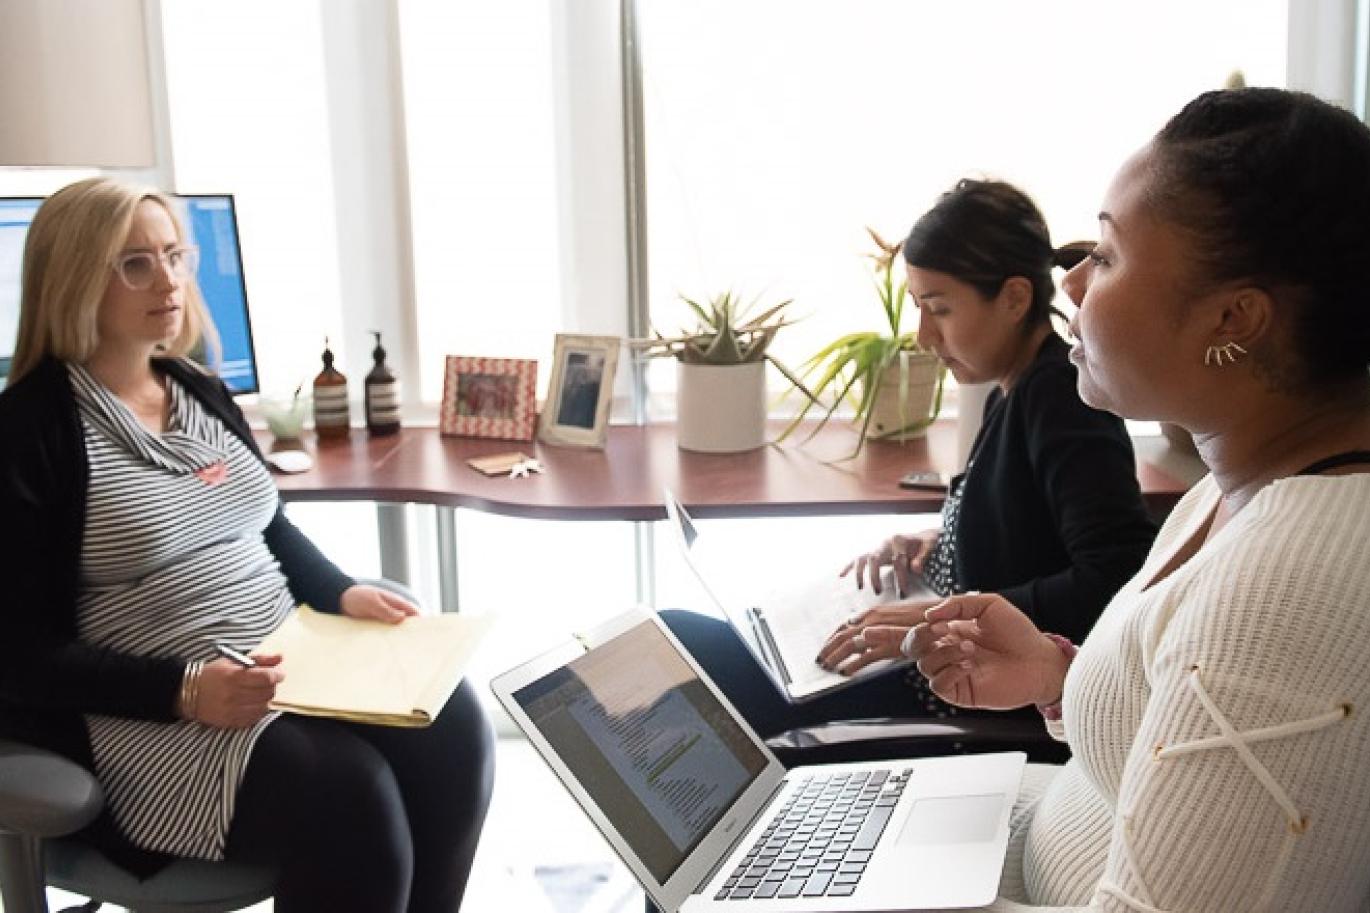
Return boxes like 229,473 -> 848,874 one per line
195,655 -> 285,728
905,593 -> 1071,710
816,598 -> 939,673
840,529 -> 940,597
340,584 -> 420,624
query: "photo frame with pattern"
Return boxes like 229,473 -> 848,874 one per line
439,356 -> 538,441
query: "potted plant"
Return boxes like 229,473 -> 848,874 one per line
259,383 -> 312,452
779,227 -> 944,458
630,291 -> 797,452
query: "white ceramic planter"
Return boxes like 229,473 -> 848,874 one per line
863,351 -> 940,440
676,361 -> 767,453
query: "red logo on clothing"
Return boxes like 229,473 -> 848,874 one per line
194,461 -> 228,486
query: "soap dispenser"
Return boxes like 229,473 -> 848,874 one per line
312,337 -> 350,440
364,331 -> 401,436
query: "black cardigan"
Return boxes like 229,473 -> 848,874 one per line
953,333 -> 1156,643
0,356 -> 354,771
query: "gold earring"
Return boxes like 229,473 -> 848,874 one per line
1204,342 -> 1247,366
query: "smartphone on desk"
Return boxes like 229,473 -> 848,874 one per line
898,469 -> 948,491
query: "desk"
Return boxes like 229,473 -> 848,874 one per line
268,420 -> 1195,608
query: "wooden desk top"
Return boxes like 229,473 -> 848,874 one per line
269,420 -> 1193,521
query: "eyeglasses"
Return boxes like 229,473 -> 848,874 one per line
110,246 -> 200,291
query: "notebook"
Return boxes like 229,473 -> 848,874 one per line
491,609 -> 1024,913
663,489 -> 935,702
255,605 -> 492,727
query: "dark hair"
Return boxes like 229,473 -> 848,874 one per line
902,179 -> 1077,328
1149,87 -> 1370,384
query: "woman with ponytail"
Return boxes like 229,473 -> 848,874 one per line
662,179 -> 1157,736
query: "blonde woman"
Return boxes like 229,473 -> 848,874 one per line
0,178 -> 492,912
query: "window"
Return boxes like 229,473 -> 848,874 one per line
398,0 -> 564,404
637,0 -> 1288,402
161,1 -> 345,400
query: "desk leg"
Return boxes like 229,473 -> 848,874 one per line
634,520 -> 655,607
435,506 -> 461,613
377,502 -> 411,586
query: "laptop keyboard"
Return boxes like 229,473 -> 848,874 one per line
715,767 -> 912,901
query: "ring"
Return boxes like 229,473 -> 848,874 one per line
853,631 -> 868,651
900,628 -> 918,659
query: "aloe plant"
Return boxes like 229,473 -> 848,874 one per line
778,228 -> 944,457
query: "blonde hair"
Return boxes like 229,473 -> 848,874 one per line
8,177 -> 220,385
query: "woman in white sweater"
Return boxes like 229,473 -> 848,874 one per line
854,88 -> 1370,911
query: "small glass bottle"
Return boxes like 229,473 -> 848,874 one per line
312,337 -> 351,440
365,331 -> 401,436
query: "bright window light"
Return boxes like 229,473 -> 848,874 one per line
638,0 -> 1287,402
398,0 -> 564,403
160,0 -> 345,401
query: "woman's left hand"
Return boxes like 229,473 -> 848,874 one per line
339,584 -> 420,624
816,598 -> 938,671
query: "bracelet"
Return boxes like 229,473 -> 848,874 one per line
1035,634 -> 1078,722
177,660 -> 204,721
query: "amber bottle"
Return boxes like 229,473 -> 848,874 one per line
312,337 -> 351,439
364,331 -> 401,436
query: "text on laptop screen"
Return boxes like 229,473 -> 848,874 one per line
514,620 -> 769,884
0,194 -> 259,394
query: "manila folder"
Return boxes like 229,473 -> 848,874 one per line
256,605 -> 493,727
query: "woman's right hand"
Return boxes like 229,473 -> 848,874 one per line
840,529 -> 940,597
905,593 -> 1071,711
192,655 -> 285,729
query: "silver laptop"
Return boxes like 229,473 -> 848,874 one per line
663,489 -> 935,702
491,609 -> 1024,913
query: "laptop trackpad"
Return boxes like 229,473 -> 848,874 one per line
897,793 -> 1005,845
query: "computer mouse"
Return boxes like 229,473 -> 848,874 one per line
264,449 -> 314,474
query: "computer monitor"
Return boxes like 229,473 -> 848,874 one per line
0,193 -> 260,394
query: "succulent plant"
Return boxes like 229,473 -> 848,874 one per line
630,291 -> 797,366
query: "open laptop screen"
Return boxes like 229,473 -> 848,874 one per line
513,620 -> 769,884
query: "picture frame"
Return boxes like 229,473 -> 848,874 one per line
440,356 -> 539,441
537,334 -> 620,449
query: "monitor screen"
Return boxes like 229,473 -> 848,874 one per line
0,193 -> 259,394
0,198 -> 39,388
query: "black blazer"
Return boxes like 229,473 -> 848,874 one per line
0,356 -> 353,770
953,333 -> 1156,643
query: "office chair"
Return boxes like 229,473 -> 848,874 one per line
0,577 -> 421,913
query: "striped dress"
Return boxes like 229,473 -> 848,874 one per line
69,364 -> 294,861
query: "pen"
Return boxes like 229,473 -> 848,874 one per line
214,643 -> 257,668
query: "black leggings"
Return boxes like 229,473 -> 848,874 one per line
224,679 -> 495,912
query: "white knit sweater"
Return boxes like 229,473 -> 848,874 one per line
966,472 -> 1370,913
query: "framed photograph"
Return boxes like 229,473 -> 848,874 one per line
440,356 -> 538,440
538,334 -> 620,448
